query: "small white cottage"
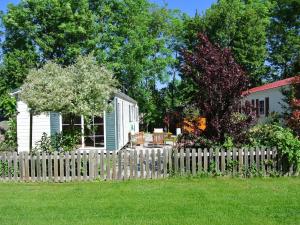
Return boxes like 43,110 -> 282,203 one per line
242,76 -> 299,121
13,91 -> 139,152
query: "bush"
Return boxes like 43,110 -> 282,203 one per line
32,132 -> 81,154
247,124 -> 300,170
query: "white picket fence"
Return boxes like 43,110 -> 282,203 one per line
0,147 -> 297,182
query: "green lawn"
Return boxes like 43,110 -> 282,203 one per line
0,178 -> 299,225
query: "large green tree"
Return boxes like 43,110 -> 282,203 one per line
180,0 -> 272,86
0,0 -> 177,129
268,0 -> 300,79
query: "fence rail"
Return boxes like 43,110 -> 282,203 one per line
0,147 -> 297,182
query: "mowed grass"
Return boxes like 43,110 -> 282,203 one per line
0,178 -> 299,225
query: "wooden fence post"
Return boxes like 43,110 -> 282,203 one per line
24,152 -> 29,181
198,148 -> 202,173
129,151 -> 134,179
100,150 -> 104,180
71,151 -> 75,181
124,150 -> 128,180
180,148 -> 184,174
89,150 -> 94,181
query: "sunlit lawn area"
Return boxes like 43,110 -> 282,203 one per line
0,177 -> 299,225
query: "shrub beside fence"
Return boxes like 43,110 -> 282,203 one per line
0,147 -> 297,182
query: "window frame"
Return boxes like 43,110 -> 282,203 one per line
60,112 -> 106,150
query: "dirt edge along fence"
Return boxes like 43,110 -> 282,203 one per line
0,147 -> 298,182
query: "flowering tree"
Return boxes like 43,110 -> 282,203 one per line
284,76 -> 300,136
182,33 -> 253,143
20,55 -> 118,117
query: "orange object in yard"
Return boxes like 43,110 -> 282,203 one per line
183,117 -> 206,133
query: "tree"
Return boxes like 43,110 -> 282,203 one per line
268,0 -> 300,79
20,55 -> 117,117
182,33 -> 253,143
1,0 -> 178,129
180,0 -> 272,86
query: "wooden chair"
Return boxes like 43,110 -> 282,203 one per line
152,133 -> 165,146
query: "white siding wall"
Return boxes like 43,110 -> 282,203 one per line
116,97 -> 139,150
243,85 -> 289,122
17,101 -> 30,152
16,100 -> 51,152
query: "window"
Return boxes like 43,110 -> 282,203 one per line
129,105 -> 132,122
84,116 -> 104,148
62,114 -> 105,148
259,100 -> 265,115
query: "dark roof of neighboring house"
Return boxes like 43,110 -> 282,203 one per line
243,76 -> 300,95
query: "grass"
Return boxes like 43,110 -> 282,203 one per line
0,177 -> 299,225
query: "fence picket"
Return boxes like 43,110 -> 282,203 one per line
192,149 -> 196,175
163,149 -> 168,178
250,147 -> 254,167
112,151 -> 117,180
118,151 -> 122,180
157,149 -> 161,178
244,147 -> 249,170
89,151 -> 94,181
13,152 -> 18,180
7,152 -> 12,180
77,150 -> 81,180
19,152 -> 24,180
168,148 -> 172,175
42,152 -> 47,181
36,153 -> 41,181
140,150 -> 144,179
261,147 -> 266,176
130,151 -> 134,179
145,150 -> 150,179
24,152 -> 29,181
100,150 -> 104,180
106,151 -> 111,180
232,148 -> 237,175
95,150 -> 100,178
151,150 -> 155,179
60,152 -> 65,182
266,148 -> 271,174
198,148 -> 202,172
54,152 -> 58,182
48,154 -> 52,181
71,151 -> 75,180
215,149 -> 219,173
124,150 -> 128,180
65,152 -> 70,182
255,147 -> 260,171
134,150 -> 138,179
174,148 -> 178,174
221,149 -> 225,173
203,148 -> 208,172
186,149 -> 190,174
238,148 -> 243,174
180,148 -> 184,174
30,154 -> 35,181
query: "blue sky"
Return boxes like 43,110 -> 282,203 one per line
0,0 -> 217,16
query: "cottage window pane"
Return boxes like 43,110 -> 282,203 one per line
83,116 -> 104,148
259,100 -> 265,115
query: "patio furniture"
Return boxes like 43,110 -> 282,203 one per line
152,132 -> 165,145
129,132 -> 145,146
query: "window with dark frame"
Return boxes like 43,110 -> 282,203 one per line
259,100 -> 265,115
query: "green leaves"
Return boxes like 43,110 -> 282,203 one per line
20,55 -> 118,117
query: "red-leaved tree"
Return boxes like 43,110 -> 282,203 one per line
182,33 -> 253,143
